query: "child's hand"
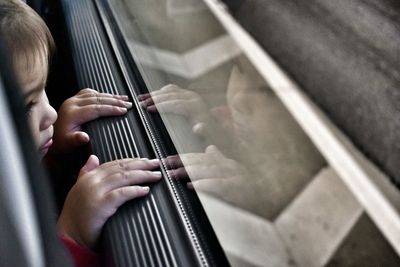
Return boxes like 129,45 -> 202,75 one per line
52,89 -> 133,153
57,155 -> 161,249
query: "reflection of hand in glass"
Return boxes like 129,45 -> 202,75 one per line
164,145 -> 248,191
139,84 -> 234,148
138,84 -> 209,126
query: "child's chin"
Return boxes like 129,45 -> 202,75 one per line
39,148 -> 49,158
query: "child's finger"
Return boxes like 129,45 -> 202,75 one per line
79,155 -> 100,176
105,186 -> 150,209
76,97 -> 132,109
78,92 -> 129,100
59,132 -> 89,151
72,131 -> 90,145
77,89 -> 129,101
100,158 -> 160,173
104,170 -> 162,191
79,105 -> 128,121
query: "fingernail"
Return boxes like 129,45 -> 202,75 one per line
79,133 -> 90,142
152,171 -> 162,177
142,186 -> 150,192
147,105 -> 157,112
149,158 -> 160,164
167,170 -> 176,179
119,107 -> 128,112
125,101 -> 133,109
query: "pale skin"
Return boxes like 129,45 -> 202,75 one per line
51,88 -> 133,154
18,54 -> 161,249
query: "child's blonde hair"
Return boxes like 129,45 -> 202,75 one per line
0,0 -> 55,76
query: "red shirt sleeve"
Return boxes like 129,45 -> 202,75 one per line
60,234 -> 101,267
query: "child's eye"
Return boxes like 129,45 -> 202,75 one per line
25,101 -> 37,115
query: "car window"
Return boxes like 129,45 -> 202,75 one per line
101,0 -> 400,266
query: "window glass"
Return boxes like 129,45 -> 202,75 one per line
106,0 -> 373,266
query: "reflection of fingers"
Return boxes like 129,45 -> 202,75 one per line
141,86 -> 178,99
167,167 -> 188,180
178,153 -> 212,166
183,164 -> 231,181
188,179 -> 217,192
205,145 -> 223,156
139,97 -> 154,108
187,179 -> 219,191
164,155 -> 183,169
186,182 -> 194,189
192,122 -> 207,136
105,171 -> 161,191
166,153 -> 215,168
146,105 -> 157,112
188,178 -> 234,193
138,93 -> 151,101
150,100 -> 190,115
151,93 -> 189,102
76,97 -> 132,109
159,84 -> 181,93
105,186 -> 150,210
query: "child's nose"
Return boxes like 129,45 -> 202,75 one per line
40,103 -> 57,131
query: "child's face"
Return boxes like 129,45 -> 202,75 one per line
17,55 -> 57,157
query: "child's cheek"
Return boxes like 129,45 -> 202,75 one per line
27,115 -> 41,150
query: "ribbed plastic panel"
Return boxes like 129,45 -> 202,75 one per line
60,0 -> 228,266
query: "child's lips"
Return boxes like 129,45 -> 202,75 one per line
39,138 -> 53,154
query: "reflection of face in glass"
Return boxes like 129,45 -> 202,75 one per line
219,65 -> 326,219
226,65 -> 322,166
